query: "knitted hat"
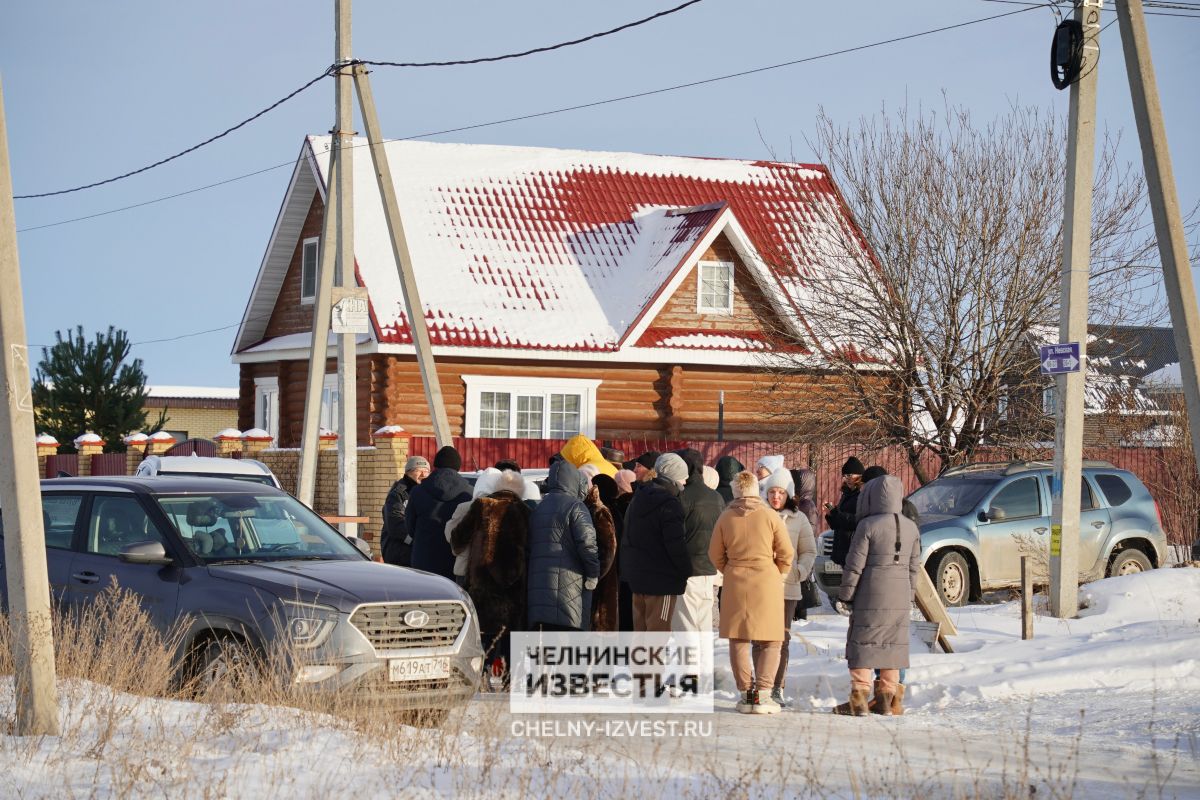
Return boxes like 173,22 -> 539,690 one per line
760,467 -> 795,499
636,451 -> 662,470
654,453 -> 688,485
841,456 -> 865,476
404,455 -> 430,474
732,471 -> 760,499
862,465 -> 888,483
614,469 -> 636,494
434,445 -> 462,471
756,454 -> 785,474
702,465 -> 720,491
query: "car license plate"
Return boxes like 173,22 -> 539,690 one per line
824,561 -> 842,573
388,657 -> 450,682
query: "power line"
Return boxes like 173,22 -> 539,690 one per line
18,4 -> 1044,234
977,0 -> 1200,19
361,0 -> 705,68
14,71 -> 332,200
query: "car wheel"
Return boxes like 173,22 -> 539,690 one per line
197,637 -> 256,695
1107,547 -> 1152,578
931,551 -> 970,607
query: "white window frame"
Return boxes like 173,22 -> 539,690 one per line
254,376 -> 280,440
319,374 -> 339,432
299,236 -> 320,305
696,259 -> 734,314
1042,385 -> 1057,416
462,375 -> 601,439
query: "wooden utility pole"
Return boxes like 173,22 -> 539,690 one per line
0,76 -> 60,736
333,0 -> 359,536
296,140 -> 340,507
1050,0 -> 1102,620
1116,0 -> 1200,484
353,64 -> 453,447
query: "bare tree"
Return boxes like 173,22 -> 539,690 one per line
761,103 -> 1164,483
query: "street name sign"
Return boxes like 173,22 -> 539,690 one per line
1039,342 -> 1081,375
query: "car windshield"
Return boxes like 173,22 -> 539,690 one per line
908,475 -> 998,518
155,492 -> 362,563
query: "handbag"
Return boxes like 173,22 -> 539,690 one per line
801,574 -> 822,609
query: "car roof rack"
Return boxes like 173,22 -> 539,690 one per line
941,459 -> 1116,478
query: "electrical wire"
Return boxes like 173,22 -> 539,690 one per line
13,70 -> 333,200
17,4 -> 1044,235
978,0 -> 1200,19
360,0 -> 705,68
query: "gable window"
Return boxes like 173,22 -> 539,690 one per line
300,237 -> 320,305
697,260 -> 734,314
464,376 -> 601,439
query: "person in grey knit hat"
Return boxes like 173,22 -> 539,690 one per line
380,455 -> 431,566
620,452 -> 691,632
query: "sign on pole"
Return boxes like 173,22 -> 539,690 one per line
1039,342 -> 1082,375
331,287 -> 369,334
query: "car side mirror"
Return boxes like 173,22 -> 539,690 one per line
348,536 -> 373,559
118,541 -> 173,565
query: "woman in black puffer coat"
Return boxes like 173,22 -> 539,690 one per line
526,460 -> 600,631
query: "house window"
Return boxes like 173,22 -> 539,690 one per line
254,377 -> 279,440
1042,385 -> 1057,416
697,260 -> 734,314
319,374 -> 340,432
996,387 -> 1009,421
300,237 -> 320,305
463,376 -> 601,439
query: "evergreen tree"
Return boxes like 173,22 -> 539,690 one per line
32,326 -> 162,452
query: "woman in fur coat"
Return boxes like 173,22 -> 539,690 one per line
450,470 -> 532,673
584,476 -> 620,632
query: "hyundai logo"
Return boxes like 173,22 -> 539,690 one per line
403,609 -> 430,628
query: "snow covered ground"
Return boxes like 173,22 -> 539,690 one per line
1,568 -> 1197,799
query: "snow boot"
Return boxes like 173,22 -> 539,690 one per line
770,688 -> 791,708
869,679 -> 896,715
736,689 -> 757,714
832,687 -> 870,716
891,683 -> 905,716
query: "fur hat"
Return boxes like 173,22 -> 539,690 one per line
434,445 -> 462,471
841,456 -> 865,476
494,469 -> 526,498
472,467 -> 502,499
404,455 -> 430,474
732,471 -> 760,499
654,453 -> 688,485
702,465 -> 720,490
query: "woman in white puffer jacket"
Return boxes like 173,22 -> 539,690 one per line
760,467 -> 816,707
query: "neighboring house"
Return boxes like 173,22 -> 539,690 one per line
1011,325 -> 1182,446
144,385 -> 240,443
231,137 -> 882,445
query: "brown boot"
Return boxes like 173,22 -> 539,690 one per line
891,684 -> 905,716
868,679 -> 887,714
832,687 -> 870,716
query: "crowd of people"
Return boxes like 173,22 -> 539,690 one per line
377,436 -> 921,718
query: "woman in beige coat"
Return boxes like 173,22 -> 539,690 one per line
761,468 -> 816,707
708,471 -> 794,715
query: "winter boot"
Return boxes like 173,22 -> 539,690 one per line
754,689 -> 781,715
736,689 -> 757,714
869,679 -> 896,715
770,688 -> 791,708
832,687 -> 870,716
890,684 -> 905,716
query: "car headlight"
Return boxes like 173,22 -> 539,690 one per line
279,600 -> 340,649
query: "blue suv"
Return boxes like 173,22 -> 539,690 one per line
814,461 -> 1168,606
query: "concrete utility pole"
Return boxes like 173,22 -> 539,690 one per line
0,76 -> 60,736
296,144 -> 340,507
1116,0 -> 1200,482
353,64 -> 453,447
1050,0 -> 1103,619
334,0 -> 359,536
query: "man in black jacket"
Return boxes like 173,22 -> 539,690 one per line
406,446 -> 472,579
380,455 -> 430,566
825,456 -> 864,566
672,449 -> 721,635
621,453 -> 691,632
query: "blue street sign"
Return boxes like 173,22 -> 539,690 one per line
1039,342 -> 1081,375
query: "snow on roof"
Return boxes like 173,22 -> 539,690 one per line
235,137 -> 870,355
145,385 -> 240,400
240,332 -> 371,354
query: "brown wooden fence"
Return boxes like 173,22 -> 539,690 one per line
407,436 -> 1197,545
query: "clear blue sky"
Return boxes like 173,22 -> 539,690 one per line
2,1 -> 1196,388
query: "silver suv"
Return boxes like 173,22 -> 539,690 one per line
814,461 -> 1168,606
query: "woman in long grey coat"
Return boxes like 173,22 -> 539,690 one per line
833,474 -> 921,716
